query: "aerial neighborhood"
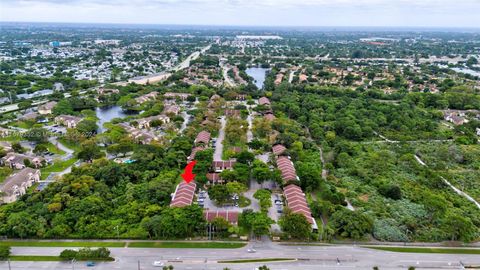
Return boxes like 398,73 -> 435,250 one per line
0,22 -> 479,269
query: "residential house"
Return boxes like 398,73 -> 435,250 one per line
188,146 -> 205,161
38,101 -> 57,115
0,168 -> 41,204
276,156 -> 298,182
212,160 -> 236,172
97,88 -> 120,95
135,92 -> 159,104
170,182 -> 197,207
272,144 -> 287,156
225,109 -> 240,118
195,131 -> 211,145
118,123 -> 160,144
163,105 -> 181,115
164,92 -> 191,101
283,184 -> 317,230
1,153 -> 45,169
137,115 -> 170,129
259,97 -> 271,106
206,172 -> 224,184
264,112 -> 275,121
21,112 -> 39,121
444,110 -> 469,126
55,115 -> 83,128
204,210 -> 239,225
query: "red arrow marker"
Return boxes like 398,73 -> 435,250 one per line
181,160 -> 197,183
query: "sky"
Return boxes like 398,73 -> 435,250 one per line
1,0 -> 479,28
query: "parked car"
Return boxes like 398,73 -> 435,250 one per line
152,261 -> 165,267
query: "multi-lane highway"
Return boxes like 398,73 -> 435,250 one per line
3,242 -> 479,270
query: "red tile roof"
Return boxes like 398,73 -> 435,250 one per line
259,97 -> 271,106
264,113 -> 275,121
195,131 -> 211,145
212,160 -> 236,170
206,173 -> 223,183
283,184 -> 314,224
272,144 -> 286,156
276,156 -> 298,182
188,146 -> 204,160
203,210 -> 239,225
170,182 -> 196,207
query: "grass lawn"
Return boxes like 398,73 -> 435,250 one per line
218,258 -> 295,263
0,167 -> 13,184
8,256 -> 64,261
363,246 -> 480,255
57,138 -> 81,152
0,241 -> 125,248
45,142 -> 66,155
40,158 -> 78,180
128,241 -> 246,249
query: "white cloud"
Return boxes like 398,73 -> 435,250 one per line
1,0 -> 479,27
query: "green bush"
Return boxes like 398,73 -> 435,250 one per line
0,246 -> 11,260
373,219 -> 408,242
59,247 -> 111,261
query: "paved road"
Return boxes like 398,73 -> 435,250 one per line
5,243 -> 479,270
213,116 -> 226,161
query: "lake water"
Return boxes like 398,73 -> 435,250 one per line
96,106 -> 130,133
451,67 -> 480,77
246,67 -> 269,89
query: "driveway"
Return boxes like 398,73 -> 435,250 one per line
213,116 -> 226,161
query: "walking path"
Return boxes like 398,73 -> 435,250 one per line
415,154 -> 480,210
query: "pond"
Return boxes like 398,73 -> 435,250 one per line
451,67 -> 480,77
246,67 -> 269,89
96,105 -> 133,133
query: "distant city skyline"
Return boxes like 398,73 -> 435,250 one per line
1,0 -> 480,28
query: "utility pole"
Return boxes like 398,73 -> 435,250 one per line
137,260 -> 140,270
7,259 -> 11,270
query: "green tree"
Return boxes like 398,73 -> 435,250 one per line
279,210 -> 311,240
329,209 -> 373,240
76,119 -> 99,136
208,185 -> 230,205
441,211 -> 477,242
77,139 -> 104,162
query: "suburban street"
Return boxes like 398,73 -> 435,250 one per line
3,242 -> 479,270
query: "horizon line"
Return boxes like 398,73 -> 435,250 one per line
1,21 -> 480,31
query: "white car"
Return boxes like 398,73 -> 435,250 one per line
152,261 -> 165,267
247,248 -> 257,253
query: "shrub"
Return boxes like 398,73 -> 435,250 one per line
0,246 -> 11,260
59,247 -> 112,261
373,219 -> 408,242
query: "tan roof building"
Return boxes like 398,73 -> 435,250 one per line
0,168 -> 41,204
38,101 -> 57,115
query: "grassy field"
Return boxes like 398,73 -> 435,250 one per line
45,142 -> 66,155
363,246 -> 480,255
40,158 -> 78,180
0,167 -> 13,184
0,241 -> 125,248
218,258 -> 295,263
128,241 -> 246,249
57,138 -> 82,152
